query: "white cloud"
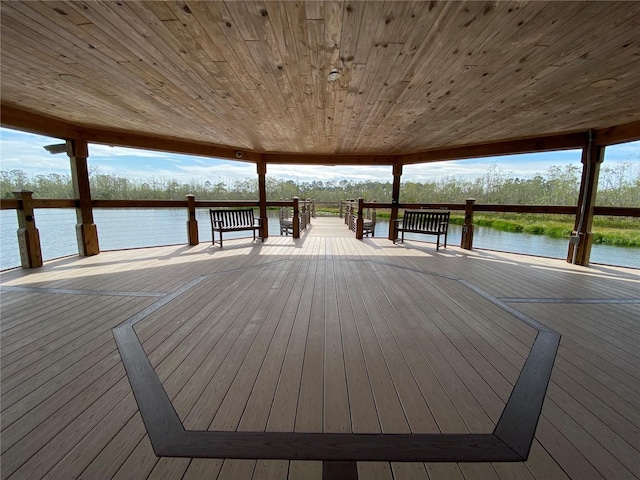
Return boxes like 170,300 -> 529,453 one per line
88,143 -> 179,160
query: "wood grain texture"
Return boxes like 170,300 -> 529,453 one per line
1,1 -> 640,161
2,220 -> 639,479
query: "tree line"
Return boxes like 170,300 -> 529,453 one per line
1,162 -> 638,207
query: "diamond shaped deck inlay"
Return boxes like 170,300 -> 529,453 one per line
113,259 -> 560,463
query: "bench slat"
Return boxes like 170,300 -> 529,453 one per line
394,210 -> 450,250
210,209 -> 262,247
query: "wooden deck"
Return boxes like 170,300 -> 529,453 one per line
1,217 -> 639,479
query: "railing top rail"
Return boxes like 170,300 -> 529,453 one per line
2,197 -> 638,218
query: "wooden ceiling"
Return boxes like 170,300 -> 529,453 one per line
1,1 -> 640,164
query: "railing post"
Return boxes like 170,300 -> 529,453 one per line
389,164 -> 402,240
356,198 -> 364,239
186,194 -> 199,245
257,162 -> 269,239
568,140 -> 604,266
292,197 -> 300,238
461,198 -> 475,250
13,190 -> 43,268
68,139 -> 99,256
339,200 -> 343,219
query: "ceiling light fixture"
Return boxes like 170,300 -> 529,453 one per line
328,68 -> 341,82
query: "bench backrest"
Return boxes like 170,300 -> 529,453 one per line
402,210 -> 450,232
210,209 -> 255,228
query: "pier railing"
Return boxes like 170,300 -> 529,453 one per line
2,194 -> 313,268
340,197 -> 639,254
2,192 -> 637,268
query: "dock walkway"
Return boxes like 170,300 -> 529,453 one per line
1,217 -> 638,479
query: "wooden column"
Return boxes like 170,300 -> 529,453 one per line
292,197 -> 300,238
388,164 -> 402,240
461,198 -> 475,250
339,201 -> 343,218
13,190 -> 43,268
186,194 -> 199,245
356,197 -> 364,239
67,139 -> 99,256
257,162 -> 269,239
567,141 -> 604,266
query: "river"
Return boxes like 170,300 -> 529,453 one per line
0,208 -> 638,270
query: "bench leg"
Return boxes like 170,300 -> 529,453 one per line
219,230 -> 223,248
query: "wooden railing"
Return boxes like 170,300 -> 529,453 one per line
341,197 -> 639,250
3,191 -> 637,268
276,198 -> 313,236
342,199 -> 376,237
2,193 -> 314,268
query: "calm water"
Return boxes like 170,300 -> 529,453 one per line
1,208 -> 638,270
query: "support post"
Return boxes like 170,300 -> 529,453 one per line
567,140 -> 604,266
339,201 -> 343,218
389,164 -> 402,240
461,198 -> 475,250
67,139 -> 99,256
257,162 -> 269,239
13,190 -> 43,268
292,197 -> 300,238
356,197 -> 364,239
186,194 -> 199,245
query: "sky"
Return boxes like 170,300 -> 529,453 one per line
1,127 -> 638,184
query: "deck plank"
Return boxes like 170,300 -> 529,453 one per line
1,219 -> 638,480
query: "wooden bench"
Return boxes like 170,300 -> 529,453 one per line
209,209 -> 263,247
394,209 -> 450,249
279,206 -> 293,235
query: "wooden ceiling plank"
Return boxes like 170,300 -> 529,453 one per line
267,1 -> 310,107
305,1 -> 324,21
32,1 -> 245,146
393,2 -> 473,106
349,44 -> 405,151
324,1 -> 344,148
337,63 -> 365,152
188,1 -> 259,93
398,2 -> 551,130
0,21 -> 180,130
96,3 -> 246,141
340,3 -> 399,150
122,2 -> 256,132
205,0 -> 290,146
2,1 -> 639,156
434,2 -> 618,144
150,2 -> 246,112
403,13 -> 623,148
2,3 -> 258,150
